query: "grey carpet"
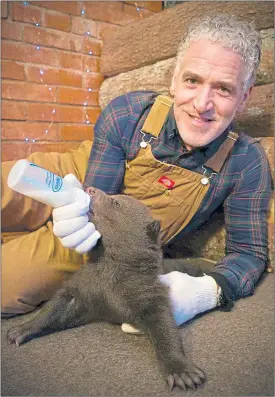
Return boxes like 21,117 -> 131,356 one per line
1,274 -> 274,396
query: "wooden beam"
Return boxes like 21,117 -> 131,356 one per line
101,1 -> 274,77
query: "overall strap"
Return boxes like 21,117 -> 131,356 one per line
204,131 -> 239,173
142,95 -> 174,137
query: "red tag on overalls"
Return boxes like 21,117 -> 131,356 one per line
158,176 -> 175,189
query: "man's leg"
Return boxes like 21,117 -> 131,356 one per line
2,222 -> 87,317
1,141 -> 93,316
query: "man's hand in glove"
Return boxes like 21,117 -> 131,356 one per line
52,174 -> 101,254
121,272 -> 221,334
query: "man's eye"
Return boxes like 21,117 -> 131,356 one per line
186,78 -> 197,84
220,86 -> 231,94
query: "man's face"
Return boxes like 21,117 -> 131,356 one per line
170,39 -> 252,150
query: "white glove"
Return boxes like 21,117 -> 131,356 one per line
52,174 -> 101,254
159,272 -> 220,326
121,272 -> 220,334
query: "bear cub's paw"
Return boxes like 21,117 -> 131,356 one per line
7,324 -> 36,347
166,361 -> 206,391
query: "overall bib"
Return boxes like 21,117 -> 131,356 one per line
123,95 -> 238,244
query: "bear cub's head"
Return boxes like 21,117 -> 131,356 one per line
85,187 -> 161,253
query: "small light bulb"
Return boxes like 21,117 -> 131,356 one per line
40,69 -> 44,75
86,69 -> 90,73
89,51 -> 93,55
88,88 -> 92,92
25,138 -> 29,141
32,139 -> 36,143
45,130 -> 48,134
36,46 -> 40,50
81,9 -> 85,15
52,109 -> 56,114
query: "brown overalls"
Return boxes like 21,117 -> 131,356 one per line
1,95 -> 238,316
123,95 -> 238,245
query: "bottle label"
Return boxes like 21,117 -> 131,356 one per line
45,172 -> 63,192
29,164 -> 63,193
52,175 -> 63,192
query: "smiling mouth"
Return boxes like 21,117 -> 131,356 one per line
188,114 -> 213,122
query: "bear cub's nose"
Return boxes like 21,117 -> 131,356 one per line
86,187 -> 96,196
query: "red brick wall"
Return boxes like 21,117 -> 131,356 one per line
1,1 -> 163,161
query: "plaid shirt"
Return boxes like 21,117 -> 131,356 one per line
85,91 -> 272,302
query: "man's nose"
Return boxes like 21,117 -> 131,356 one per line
193,86 -> 214,113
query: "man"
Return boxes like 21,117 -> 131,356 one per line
1,15 -> 271,325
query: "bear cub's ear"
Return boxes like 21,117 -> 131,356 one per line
146,220 -> 161,241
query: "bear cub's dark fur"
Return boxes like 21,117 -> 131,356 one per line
7,187 -> 206,391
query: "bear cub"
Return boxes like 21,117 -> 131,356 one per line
7,187 -> 206,391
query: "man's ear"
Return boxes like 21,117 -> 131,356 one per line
236,85 -> 253,113
170,63 -> 179,97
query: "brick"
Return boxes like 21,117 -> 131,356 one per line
2,41 -> 85,71
2,142 -> 31,161
71,16 -> 97,36
1,1 -> 8,18
83,73 -> 104,90
96,22 -> 118,40
25,65 -> 58,85
1,20 -> 22,40
23,25 -> 82,52
84,2 -> 124,24
85,108 -> 101,124
26,103 -> 61,122
2,120 -> 57,140
26,103 -> 83,123
26,102 -> 101,124
58,51 -> 84,70
25,65 -> 82,87
43,10 -> 71,32
2,60 -> 25,81
2,40 -> 59,67
59,124 -> 94,141
83,37 -> 101,56
83,56 -> 100,73
58,87 -> 99,106
31,1 -> 81,16
125,2 -> 163,12
2,81 -> 57,103
2,100 -> 26,121
58,69 -> 82,87
11,2 -> 43,25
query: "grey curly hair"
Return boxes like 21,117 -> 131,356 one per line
175,14 -> 262,91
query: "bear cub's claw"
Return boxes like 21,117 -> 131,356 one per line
167,364 -> 206,391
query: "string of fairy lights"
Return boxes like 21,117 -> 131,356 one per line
21,1 -> 143,143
